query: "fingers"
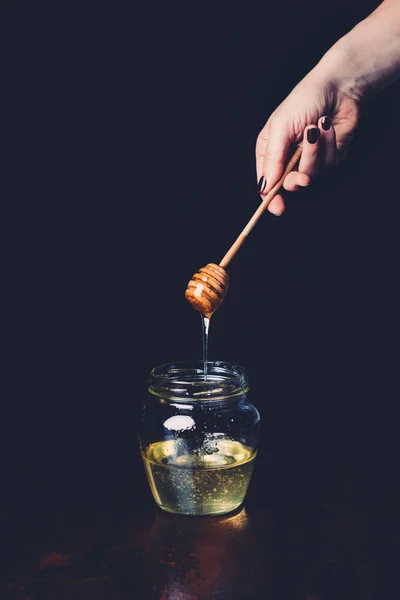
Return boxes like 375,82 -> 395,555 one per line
298,125 -> 320,176
281,117 -> 338,194
282,170 -> 311,192
257,119 -> 292,194
318,116 -> 337,165
256,115 -> 342,216
266,193 -> 285,216
256,119 -> 294,216
255,121 -> 269,186
296,117 -> 340,176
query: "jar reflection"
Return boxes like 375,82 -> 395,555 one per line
135,507 -> 270,599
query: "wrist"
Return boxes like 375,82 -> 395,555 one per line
313,44 -> 369,103
314,11 -> 400,102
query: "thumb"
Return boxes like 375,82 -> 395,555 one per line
260,120 -> 292,195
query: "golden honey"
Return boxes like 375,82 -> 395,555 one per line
142,438 -> 257,516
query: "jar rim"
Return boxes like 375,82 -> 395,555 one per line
148,360 -> 248,402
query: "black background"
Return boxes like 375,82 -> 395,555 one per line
2,0 -> 399,513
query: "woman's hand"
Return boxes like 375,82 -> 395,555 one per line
255,69 -> 360,215
256,0 -> 400,216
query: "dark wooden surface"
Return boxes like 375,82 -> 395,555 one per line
1,445 -> 400,599
2,1 -> 400,598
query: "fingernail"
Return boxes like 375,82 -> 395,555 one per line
257,176 -> 267,193
321,116 -> 331,131
307,127 -> 319,144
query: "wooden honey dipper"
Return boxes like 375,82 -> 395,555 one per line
185,143 -> 303,318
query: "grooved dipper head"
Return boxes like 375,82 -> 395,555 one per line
185,263 -> 229,318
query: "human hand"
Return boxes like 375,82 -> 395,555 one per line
255,69 -> 360,215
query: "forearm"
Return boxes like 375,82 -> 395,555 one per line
316,0 -> 400,100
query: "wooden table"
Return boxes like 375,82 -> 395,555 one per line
2,441 -> 398,600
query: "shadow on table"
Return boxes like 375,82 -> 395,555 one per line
132,505 -> 271,599
1,502 -> 271,600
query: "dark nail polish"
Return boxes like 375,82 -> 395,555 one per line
321,116 -> 331,131
307,127 -> 319,144
258,176 -> 267,193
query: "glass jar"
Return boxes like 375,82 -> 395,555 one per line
138,361 -> 261,516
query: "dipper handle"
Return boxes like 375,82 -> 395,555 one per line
219,143 -> 303,269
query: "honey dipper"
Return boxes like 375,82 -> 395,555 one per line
185,143 -> 303,318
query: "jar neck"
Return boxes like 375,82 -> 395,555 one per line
148,361 -> 248,403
